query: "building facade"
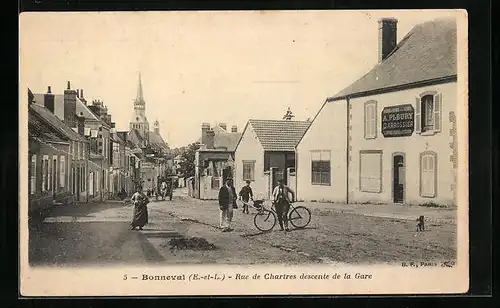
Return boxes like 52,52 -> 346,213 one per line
296,17 -> 458,206
234,119 -> 310,200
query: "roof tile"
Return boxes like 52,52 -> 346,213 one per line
248,119 -> 310,151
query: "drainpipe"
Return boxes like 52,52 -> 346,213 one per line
346,96 -> 350,205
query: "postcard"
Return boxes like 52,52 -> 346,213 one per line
19,9 -> 469,296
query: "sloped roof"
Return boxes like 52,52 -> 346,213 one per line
28,109 -> 66,143
197,125 -> 242,152
30,103 -> 88,142
148,131 -> 169,151
329,18 -> 457,101
247,119 -> 310,151
76,97 -> 100,121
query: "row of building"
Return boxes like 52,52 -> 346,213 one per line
28,75 -> 171,213
191,17 -> 458,206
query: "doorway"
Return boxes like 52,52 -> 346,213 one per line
392,153 -> 405,203
222,166 -> 232,184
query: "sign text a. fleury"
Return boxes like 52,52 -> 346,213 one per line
381,104 -> 415,137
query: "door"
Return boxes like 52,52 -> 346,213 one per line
393,154 -> 405,203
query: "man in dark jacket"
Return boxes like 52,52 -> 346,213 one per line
218,178 -> 237,232
239,180 -> 254,214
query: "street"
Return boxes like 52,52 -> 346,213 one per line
29,189 -> 457,266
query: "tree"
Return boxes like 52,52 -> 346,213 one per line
179,142 -> 200,178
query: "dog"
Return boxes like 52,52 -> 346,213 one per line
416,215 -> 425,232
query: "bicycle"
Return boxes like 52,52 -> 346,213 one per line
253,200 -> 311,232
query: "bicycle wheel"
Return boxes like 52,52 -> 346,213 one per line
254,209 -> 277,232
289,206 -> 311,229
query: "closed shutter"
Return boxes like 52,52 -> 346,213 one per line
360,152 -> 382,192
415,97 -> 421,133
60,156 -> 66,187
372,103 -> 378,138
433,93 -> 442,132
421,154 -> 436,197
30,155 -> 37,194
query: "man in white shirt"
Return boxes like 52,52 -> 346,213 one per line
272,179 -> 296,231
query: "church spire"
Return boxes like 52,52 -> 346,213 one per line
135,72 -> 144,104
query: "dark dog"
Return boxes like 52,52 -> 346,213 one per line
416,216 -> 425,232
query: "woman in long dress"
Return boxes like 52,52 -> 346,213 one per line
130,186 -> 149,230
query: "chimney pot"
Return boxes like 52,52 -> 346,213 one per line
218,123 -> 227,131
47,86 -> 52,94
378,18 -> 398,63
81,89 -> 84,98
67,81 -> 71,90
231,125 -> 237,133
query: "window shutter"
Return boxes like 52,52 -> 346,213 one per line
415,97 -> 421,133
428,155 -> 436,197
373,102 -> 378,138
364,104 -> 370,139
433,93 -> 442,132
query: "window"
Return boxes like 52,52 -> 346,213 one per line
242,160 -> 255,181
359,150 -> 382,193
420,152 -> 437,197
47,156 -> 52,191
416,92 -> 442,134
364,101 -> 377,139
311,150 -> 331,185
30,155 -> 36,194
53,156 -> 58,191
41,156 -> 49,191
81,165 -> 86,192
59,156 -> 66,188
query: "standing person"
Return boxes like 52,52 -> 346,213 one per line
218,178 -> 237,232
239,180 -> 254,214
272,179 -> 296,232
130,185 -> 149,230
160,179 -> 167,200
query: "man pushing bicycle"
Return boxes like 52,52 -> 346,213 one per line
272,179 -> 296,232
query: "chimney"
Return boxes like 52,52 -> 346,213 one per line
44,86 -> 55,113
378,18 -> 398,63
231,125 -> 237,133
64,81 -> 77,128
218,123 -> 227,131
201,122 -> 210,145
206,129 -> 215,149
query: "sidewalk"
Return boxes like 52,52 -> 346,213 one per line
301,201 -> 456,224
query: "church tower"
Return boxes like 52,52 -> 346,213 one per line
130,73 -> 150,143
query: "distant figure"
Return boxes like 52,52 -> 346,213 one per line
417,216 -> 425,232
160,180 -> 167,200
218,178 -> 237,232
239,180 -> 254,214
118,187 -> 127,200
130,186 -> 149,230
272,179 -> 295,232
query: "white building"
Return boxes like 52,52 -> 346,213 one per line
234,119 -> 310,200
296,17 -> 458,206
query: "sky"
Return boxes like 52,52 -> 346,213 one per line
20,10 -> 458,148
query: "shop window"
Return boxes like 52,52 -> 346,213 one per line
359,150 -> 383,193
420,151 -> 437,198
242,160 -> 255,181
311,150 -> 331,185
364,101 -> 378,139
416,92 -> 442,134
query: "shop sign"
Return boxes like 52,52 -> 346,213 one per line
381,104 -> 415,137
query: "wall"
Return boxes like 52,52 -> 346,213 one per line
196,151 -> 233,200
348,82 -> 457,206
28,142 -> 72,212
296,101 -> 348,203
234,123 -> 267,199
